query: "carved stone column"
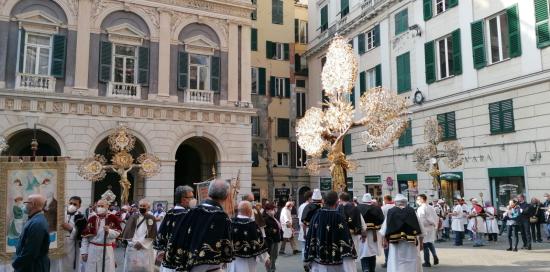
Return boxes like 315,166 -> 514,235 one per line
227,23 -> 239,103
156,9 -> 172,99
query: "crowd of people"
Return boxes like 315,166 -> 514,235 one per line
10,185 -> 550,272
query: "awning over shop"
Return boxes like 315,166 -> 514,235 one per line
488,167 -> 524,178
364,175 -> 381,184
396,174 -> 417,181
440,172 -> 463,180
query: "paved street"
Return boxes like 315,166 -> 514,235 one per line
115,237 -> 550,272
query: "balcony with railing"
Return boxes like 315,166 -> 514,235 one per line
15,73 -> 56,92
107,82 -> 141,99
185,89 -> 214,104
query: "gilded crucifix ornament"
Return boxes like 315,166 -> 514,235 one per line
78,126 -> 161,204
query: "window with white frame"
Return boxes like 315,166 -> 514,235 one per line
251,116 -> 260,136
436,35 -> 454,79
296,144 -> 307,168
296,92 -> 306,118
366,28 -> 375,51
298,20 -> 308,44
113,44 -> 137,84
486,12 -> 510,64
366,68 -> 376,89
277,152 -> 289,167
189,54 -> 210,90
274,77 -> 285,97
435,0 -> 449,15
23,33 -> 52,75
275,43 -> 285,60
251,67 -> 258,94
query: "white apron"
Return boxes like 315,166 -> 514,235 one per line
359,230 -> 381,258
485,207 -> 499,234
386,241 -> 423,272
311,258 -> 356,272
81,219 -> 120,272
451,205 -> 465,232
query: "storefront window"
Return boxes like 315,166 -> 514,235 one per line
439,172 -> 464,205
397,178 -> 418,206
491,176 -> 525,210
364,176 -> 383,203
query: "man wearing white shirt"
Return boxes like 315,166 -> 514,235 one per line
381,195 -> 395,268
297,191 -> 312,260
416,194 -> 439,267
451,199 -> 465,246
121,199 -> 157,272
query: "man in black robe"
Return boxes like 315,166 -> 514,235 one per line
337,192 -> 363,258
169,179 -> 233,272
304,191 -> 357,272
154,185 -> 194,271
357,193 -> 384,272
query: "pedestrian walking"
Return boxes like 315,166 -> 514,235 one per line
357,193 -> 384,272
416,194 -> 439,267
380,194 -> 395,268
505,200 -> 521,251
121,199 -> 157,272
60,196 -> 87,272
263,203 -> 282,272
517,194 -> 533,250
280,201 -> 300,255
529,197 -> 544,243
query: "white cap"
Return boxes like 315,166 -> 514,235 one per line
394,194 -> 407,202
312,189 -> 322,201
361,193 -> 373,203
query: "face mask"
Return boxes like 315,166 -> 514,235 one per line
22,205 -> 28,214
189,199 -> 197,208
96,207 -> 107,215
139,208 -> 147,214
67,205 -> 77,214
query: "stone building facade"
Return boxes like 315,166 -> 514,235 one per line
0,0 -> 255,207
306,0 -> 550,208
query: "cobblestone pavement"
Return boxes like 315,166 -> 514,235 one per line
115,236 -> 550,272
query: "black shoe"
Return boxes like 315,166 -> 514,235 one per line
422,263 -> 432,267
303,263 -> 310,272
506,248 -> 512,251
513,248 -> 518,252
279,251 -> 285,255
527,246 -> 532,250
293,250 -> 302,255
381,263 -> 387,268
434,257 -> 439,265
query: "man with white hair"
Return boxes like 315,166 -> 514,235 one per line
228,201 -> 270,272
81,199 -> 122,272
357,193 -> 384,272
121,198 -> 157,271
280,201 -> 299,255
467,198 -> 486,247
380,194 -> 424,272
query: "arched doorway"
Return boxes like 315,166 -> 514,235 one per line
298,186 -> 311,206
5,129 -> 61,156
92,137 -> 146,205
174,137 -> 218,189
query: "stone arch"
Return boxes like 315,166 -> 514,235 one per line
172,19 -> 227,49
174,136 -> 219,189
170,131 -> 225,161
4,128 -> 62,156
3,0 -> 75,26
2,123 -> 67,156
100,10 -> 151,37
93,6 -> 158,38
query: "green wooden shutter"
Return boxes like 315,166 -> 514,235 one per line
359,71 -> 366,95
437,113 -> 447,139
375,64 -> 382,87
295,53 -> 301,72
535,0 -> 550,48
270,76 -> 276,97
272,0 -> 283,24
406,120 -> 412,145
344,134 -> 352,155
295,19 -> 299,42
51,35 -> 66,78
397,52 -> 411,93
99,41 -> 112,83
507,4 -> 522,58
284,43 -> 289,60
251,28 -> 258,51
446,112 -> 456,139
177,52 -> 188,90
471,20 -> 486,69
138,46 -> 149,85
489,102 -> 502,134
396,9 -> 408,35
266,41 -> 273,58
278,118 -> 289,137
448,0 -> 458,8
321,5 -> 328,31
341,0 -> 349,17
501,99 -> 515,133
424,41 -> 436,84
210,56 -> 220,92
373,25 -> 380,47
423,0 -> 432,21
258,67 -> 266,95
452,29 -> 463,75
398,120 -> 412,147
358,33 -> 365,54
18,29 -> 26,73
350,87 -> 355,107
284,78 -> 290,98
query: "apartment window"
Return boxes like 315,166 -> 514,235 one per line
535,0 -> 550,48
398,120 -> 412,147
320,5 -> 328,32
396,52 -> 411,93
296,92 -> 306,118
437,35 -> 454,79
489,99 -> 515,134
436,0 -> 449,14
487,13 -> 510,64
266,41 -> 289,60
251,28 -> 258,51
340,0 -> 349,18
251,67 -> 258,94
23,33 -> 52,75
343,134 -> 352,155
274,77 -> 285,97
366,28 -> 375,51
272,0 -> 283,24
112,45 -> 137,84
296,79 -> 306,88
277,152 -> 289,167
188,54 -> 209,90
366,68 -> 376,89
296,145 -> 307,168
277,118 -> 290,137
251,116 -> 260,136
251,0 -> 257,20
395,9 -> 409,35
276,43 -> 285,60
424,0 -> 457,21
296,20 -> 308,44
437,112 -> 456,141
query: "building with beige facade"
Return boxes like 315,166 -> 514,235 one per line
250,0 -> 310,205
306,0 -> 550,209
0,0 -> 255,207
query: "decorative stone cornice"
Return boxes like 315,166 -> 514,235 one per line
151,0 -> 254,19
0,90 -> 255,125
